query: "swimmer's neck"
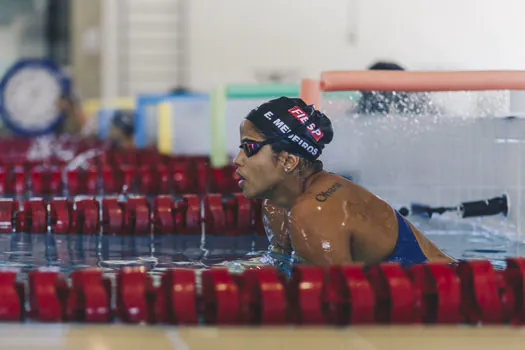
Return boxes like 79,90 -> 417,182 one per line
268,170 -> 324,209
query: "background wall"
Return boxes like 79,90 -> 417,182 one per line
94,0 -> 525,97
100,0 -> 188,98
2,0 -> 525,97
0,0 -> 48,76
187,0 -> 525,90
71,0 -> 102,99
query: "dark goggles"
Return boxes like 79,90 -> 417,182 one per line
240,137 -> 317,160
239,139 -> 277,157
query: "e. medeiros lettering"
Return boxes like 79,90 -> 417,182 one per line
263,110 -> 319,157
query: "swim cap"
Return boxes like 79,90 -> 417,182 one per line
368,61 -> 405,71
245,97 -> 334,160
112,109 -> 135,136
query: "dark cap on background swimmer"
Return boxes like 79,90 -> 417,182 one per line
245,97 -> 334,160
368,61 -> 405,71
112,109 -> 135,137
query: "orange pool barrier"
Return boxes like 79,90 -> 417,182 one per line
320,70 -> 525,92
300,78 -> 322,107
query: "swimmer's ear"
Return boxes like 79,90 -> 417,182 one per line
279,152 -> 301,173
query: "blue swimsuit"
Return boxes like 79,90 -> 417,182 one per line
288,210 -> 427,269
288,173 -> 428,267
383,210 -> 428,266
334,173 -> 428,266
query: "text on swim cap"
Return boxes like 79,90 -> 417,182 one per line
264,111 -> 291,134
272,118 -> 291,133
287,134 -> 318,156
261,110 -> 318,157
288,106 -> 325,142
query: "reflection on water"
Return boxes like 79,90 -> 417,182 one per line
0,216 -> 522,282
0,232 -> 273,281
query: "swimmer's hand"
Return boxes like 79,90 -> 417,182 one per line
214,251 -> 292,273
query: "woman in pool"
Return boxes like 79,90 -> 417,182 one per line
234,96 -> 454,267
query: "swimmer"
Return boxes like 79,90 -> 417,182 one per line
57,93 -> 90,134
108,109 -> 135,149
356,61 -> 436,115
234,97 -> 454,267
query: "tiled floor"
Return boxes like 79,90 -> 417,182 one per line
0,325 -> 524,350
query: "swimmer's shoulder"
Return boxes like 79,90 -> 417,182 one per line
289,175 -> 356,244
301,171 -> 366,204
294,171 -> 377,226
310,173 -> 401,239
293,172 -> 356,220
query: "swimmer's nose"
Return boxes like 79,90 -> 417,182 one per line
233,150 -> 244,167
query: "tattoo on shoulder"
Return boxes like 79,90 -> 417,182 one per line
315,182 -> 343,202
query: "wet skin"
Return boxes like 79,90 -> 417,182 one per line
234,120 -> 454,266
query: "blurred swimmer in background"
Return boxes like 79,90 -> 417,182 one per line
356,61 -> 436,115
58,93 -> 135,149
234,96 -> 454,267
107,109 -> 135,149
56,93 -> 90,135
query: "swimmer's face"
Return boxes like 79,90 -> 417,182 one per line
233,120 -> 285,199
108,126 -> 133,149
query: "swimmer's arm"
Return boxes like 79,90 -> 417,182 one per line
288,207 -> 353,267
262,200 -> 292,256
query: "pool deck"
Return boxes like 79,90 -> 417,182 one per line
2,324 -> 525,350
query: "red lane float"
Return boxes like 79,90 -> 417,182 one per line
67,268 -> 111,322
325,265 -> 375,325
456,260 -> 503,324
28,269 -> 68,322
102,198 -> 124,235
239,267 -> 287,325
407,263 -> 462,324
288,266 -> 327,324
0,270 -> 25,321
49,199 -> 73,234
117,267 -> 154,323
201,268 -> 240,325
173,194 -> 201,234
366,263 -> 418,324
0,199 -> 17,233
155,269 -> 198,324
204,194 -> 252,235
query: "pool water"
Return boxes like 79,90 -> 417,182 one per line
0,214 -> 520,282
410,215 -> 522,269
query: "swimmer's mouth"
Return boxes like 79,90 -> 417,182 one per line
235,171 -> 246,187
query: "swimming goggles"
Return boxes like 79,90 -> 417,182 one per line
239,138 -> 278,157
